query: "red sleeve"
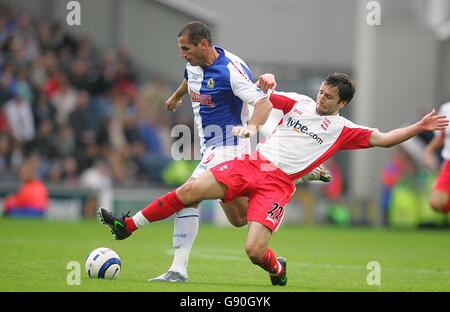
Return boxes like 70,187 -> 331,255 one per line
339,126 -> 373,150
269,93 -> 297,115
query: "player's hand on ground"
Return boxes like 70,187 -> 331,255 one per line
420,109 -> 449,132
232,125 -> 257,138
165,97 -> 182,112
256,73 -> 277,94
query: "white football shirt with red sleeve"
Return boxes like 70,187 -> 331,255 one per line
257,91 -> 375,182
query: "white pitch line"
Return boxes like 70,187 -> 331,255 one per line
169,249 -> 450,276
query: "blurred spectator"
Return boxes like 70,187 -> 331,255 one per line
0,68 -> 17,104
137,81 -> 172,154
4,90 -> 35,143
77,142 -> 100,174
47,160 -> 62,184
79,160 -> 112,217
80,160 -> 112,191
15,66 -> 33,103
0,134 -> 10,174
54,125 -> 75,157
69,89 -> 96,149
27,118 -> 57,161
61,156 -> 79,186
323,158 -> 350,226
32,89 -> 56,129
380,144 -> 417,225
131,139 -> 171,185
3,156 -> 48,217
139,80 -> 171,123
50,71 -> 77,126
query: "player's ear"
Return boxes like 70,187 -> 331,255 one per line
199,38 -> 209,48
339,100 -> 348,109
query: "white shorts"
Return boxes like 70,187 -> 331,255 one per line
191,143 -> 251,179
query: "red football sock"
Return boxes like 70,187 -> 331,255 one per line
141,191 -> 185,222
258,248 -> 282,275
125,217 -> 137,234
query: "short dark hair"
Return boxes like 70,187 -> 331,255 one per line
324,72 -> 355,104
178,21 -> 212,46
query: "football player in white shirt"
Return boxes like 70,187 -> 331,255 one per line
109,21 -> 328,283
100,72 -> 448,286
423,102 -> 450,213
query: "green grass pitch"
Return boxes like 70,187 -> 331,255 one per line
1,218 -> 450,292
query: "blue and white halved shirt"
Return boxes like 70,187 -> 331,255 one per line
185,47 -> 266,153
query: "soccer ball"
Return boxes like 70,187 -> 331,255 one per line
85,247 -> 121,279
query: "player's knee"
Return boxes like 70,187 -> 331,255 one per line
430,202 -> 444,213
228,216 -> 247,228
221,201 -> 248,227
178,182 -> 200,204
430,197 -> 446,213
190,202 -> 200,208
245,244 -> 263,264
233,220 -> 248,228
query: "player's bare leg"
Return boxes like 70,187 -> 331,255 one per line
245,221 -> 287,286
220,196 -> 248,227
176,171 -> 227,203
429,190 -> 450,213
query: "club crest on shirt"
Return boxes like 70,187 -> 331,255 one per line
218,164 -> 229,172
207,78 -> 215,89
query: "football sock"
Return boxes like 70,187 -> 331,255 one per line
129,191 -> 185,233
168,207 -> 200,277
125,216 -> 138,233
257,248 -> 282,276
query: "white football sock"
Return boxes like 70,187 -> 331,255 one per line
132,211 -> 149,228
168,207 -> 199,277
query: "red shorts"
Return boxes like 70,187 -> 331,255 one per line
433,160 -> 450,193
210,152 -> 296,232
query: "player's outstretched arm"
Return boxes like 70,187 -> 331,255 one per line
165,79 -> 188,112
369,109 -> 449,148
233,97 -> 273,138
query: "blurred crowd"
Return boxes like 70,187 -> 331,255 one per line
0,6 -> 188,190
